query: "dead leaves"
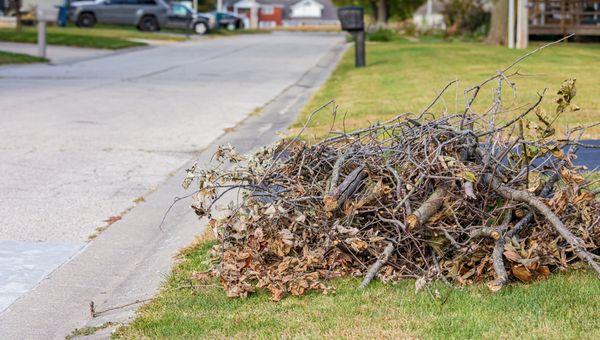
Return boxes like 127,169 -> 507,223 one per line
556,78 -> 579,114
502,240 -> 552,284
185,77 -> 599,300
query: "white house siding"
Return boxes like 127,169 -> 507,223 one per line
413,13 -> 445,30
22,0 -> 62,11
290,0 -> 323,18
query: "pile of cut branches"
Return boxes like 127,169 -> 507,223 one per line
183,44 -> 600,301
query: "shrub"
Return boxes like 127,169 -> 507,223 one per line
367,28 -> 397,42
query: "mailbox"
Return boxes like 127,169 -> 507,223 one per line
337,6 -> 365,67
37,6 -> 59,23
36,5 -> 58,59
338,6 -> 364,32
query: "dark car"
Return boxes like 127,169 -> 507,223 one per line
70,0 -> 169,31
167,3 -> 213,34
211,11 -> 243,30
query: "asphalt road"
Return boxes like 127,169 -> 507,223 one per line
0,32 -> 345,320
574,140 -> 600,170
0,32 -> 342,243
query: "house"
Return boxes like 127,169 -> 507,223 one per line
529,0 -> 600,36
412,0 -> 446,31
0,0 -> 62,16
226,0 -> 338,29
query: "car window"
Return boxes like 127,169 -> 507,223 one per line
172,4 -> 189,15
136,0 -> 156,4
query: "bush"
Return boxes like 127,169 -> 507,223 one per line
367,28 -> 397,42
443,0 -> 490,37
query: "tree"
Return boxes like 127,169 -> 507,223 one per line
196,0 -> 217,12
443,0 -> 489,36
377,0 -> 388,25
7,0 -> 22,32
485,0 -> 508,44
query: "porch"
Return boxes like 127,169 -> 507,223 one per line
529,0 -> 600,36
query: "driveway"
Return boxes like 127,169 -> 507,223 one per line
0,31 -> 345,325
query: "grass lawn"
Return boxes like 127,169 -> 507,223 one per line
115,39 -> 600,338
0,50 -> 47,65
293,37 -> 600,140
0,24 -> 186,49
115,240 -> 600,338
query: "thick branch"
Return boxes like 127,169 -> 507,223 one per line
490,211 -> 512,292
359,242 -> 395,289
508,172 -> 560,237
324,166 -> 367,212
483,174 -> 600,278
407,187 -> 447,230
469,227 -> 501,240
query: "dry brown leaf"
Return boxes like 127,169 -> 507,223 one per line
512,265 -> 533,282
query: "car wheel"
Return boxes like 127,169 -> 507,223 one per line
139,16 -> 159,32
194,22 -> 208,35
226,22 -> 236,31
76,13 -> 96,28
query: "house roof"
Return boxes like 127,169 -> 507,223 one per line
290,0 -> 323,10
286,0 -> 336,20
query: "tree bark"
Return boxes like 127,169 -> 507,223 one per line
8,0 -> 22,33
370,0 -> 379,22
485,0 -> 509,45
359,242 -> 394,289
324,165 -> 367,212
377,0 -> 388,25
489,211 -> 512,291
407,186 -> 447,230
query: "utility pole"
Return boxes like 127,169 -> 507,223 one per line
516,0 -> 529,49
508,0 -> 515,49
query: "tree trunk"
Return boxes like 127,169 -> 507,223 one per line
370,0 -> 379,23
9,0 -> 22,33
377,0 -> 388,25
485,0 -> 509,45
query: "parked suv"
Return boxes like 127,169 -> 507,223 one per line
70,0 -> 169,31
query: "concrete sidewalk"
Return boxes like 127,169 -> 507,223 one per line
0,32 -> 346,339
0,41 -> 115,64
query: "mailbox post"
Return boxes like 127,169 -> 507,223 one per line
36,6 -> 58,58
338,6 -> 365,67
37,12 -> 47,58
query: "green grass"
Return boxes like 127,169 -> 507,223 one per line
115,39 -> 600,338
0,24 -> 186,49
293,38 -> 600,140
115,239 -> 600,339
0,50 -> 47,65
